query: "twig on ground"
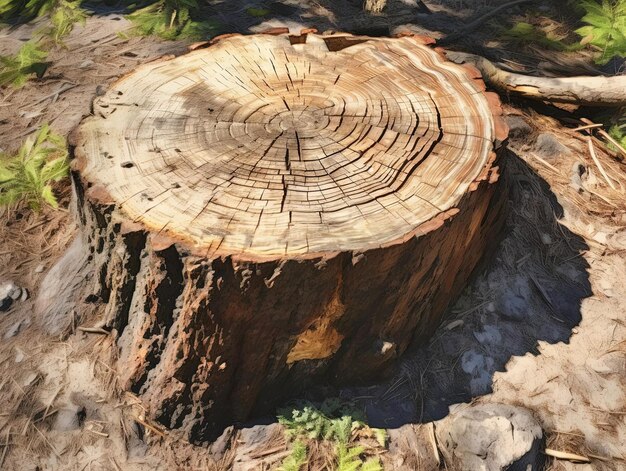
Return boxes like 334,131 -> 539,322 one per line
530,152 -> 561,174
587,137 -> 617,190
544,448 -> 591,463
572,123 -> 603,132
580,118 -> 626,159
133,416 -> 166,437
23,83 -> 78,108
77,326 -> 109,335
0,427 -> 10,469
32,424 -> 61,458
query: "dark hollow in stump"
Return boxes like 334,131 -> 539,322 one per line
69,32 -> 508,442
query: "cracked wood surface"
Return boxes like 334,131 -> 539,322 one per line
73,33 -> 499,260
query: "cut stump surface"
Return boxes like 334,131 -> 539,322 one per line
69,32 -> 508,441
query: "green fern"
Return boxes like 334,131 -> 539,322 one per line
336,444 -> 364,471
0,0 -> 56,21
126,0 -> 217,40
0,41 -> 48,88
278,399 -> 384,445
0,124 -> 69,210
278,399 -> 387,470
277,440 -> 308,471
335,444 -> 383,471
46,0 -> 88,44
360,458 -> 384,471
576,0 -> 626,64
608,114 -> 626,150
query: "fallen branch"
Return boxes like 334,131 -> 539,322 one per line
445,51 -> 626,106
133,416 -> 166,437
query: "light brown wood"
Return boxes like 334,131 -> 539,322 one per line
67,32 -> 508,442
446,51 -> 626,107
73,34 -> 503,259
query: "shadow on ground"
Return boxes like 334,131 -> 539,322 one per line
331,150 -> 593,428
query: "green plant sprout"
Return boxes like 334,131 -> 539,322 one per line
576,0 -> 626,64
277,399 -> 385,471
0,41 -> 48,87
126,0 -> 218,40
277,440 -> 309,471
0,124 -> 69,210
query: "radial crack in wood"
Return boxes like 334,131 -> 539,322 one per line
67,32 -> 508,442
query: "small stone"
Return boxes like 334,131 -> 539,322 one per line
533,133 -> 572,161
587,357 -> 614,375
8,286 -> 21,300
498,275 -> 531,321
14,348 -> 25,363
80,59 -> 95,69
53,405 -> 82,431
435,403 -> 544,471
461,349 -> 495,395
473,325 -> 502,344
233,423 -> 283,469
34,264 -> 45,274
541,233 -> 552,245
0,282 -> 21,300
1,281 -> 21,312
22,372 -> 38,387
20,288 -> 29,301
505,115 -> 532,141
5,317 -> 30,339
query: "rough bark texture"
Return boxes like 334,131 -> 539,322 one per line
68,32 -> 508,442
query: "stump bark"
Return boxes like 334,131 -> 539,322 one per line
69,32 -> 508,442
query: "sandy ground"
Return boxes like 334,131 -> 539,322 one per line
1,1 -> 625,470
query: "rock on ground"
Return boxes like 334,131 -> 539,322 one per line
0,281 -> 23,312
435,403 -> 544,471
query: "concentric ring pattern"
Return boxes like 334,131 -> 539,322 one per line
74,33 -> 496,257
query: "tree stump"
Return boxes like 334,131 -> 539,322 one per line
69,32 -> 508,442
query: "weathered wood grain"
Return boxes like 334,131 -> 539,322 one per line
69,32 -> 508,442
